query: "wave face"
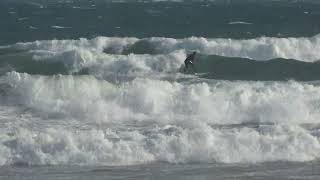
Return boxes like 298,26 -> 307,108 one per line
0,34 -> 320,166
1,36 -> 320,81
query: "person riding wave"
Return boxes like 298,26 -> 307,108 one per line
184,51 -> 197,72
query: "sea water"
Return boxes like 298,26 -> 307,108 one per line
0,0 -> 320,179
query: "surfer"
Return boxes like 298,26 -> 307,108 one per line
184,51 -> 197,72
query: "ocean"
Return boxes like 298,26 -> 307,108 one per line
1,0 -> 320,179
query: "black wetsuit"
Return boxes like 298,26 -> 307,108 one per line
184,53 -> 196,71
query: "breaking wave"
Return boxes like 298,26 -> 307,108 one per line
1,34 -> 320,166
2,35 -> 320,81
0,72 -> 320,165
2,34 -> 320,62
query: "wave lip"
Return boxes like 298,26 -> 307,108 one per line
123,35 -> 320,62
4,34 -> 320,62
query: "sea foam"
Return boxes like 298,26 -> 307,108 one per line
1,72 -> 320,165
6,34 -> 320,62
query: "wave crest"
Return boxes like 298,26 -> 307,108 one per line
2,35 -> 320,62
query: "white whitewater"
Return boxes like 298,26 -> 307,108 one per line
0,34 -> 320,166
0,71 -> 320,165
5,34 -> 320,62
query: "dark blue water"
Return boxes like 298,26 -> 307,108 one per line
1,0 -> 320,45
